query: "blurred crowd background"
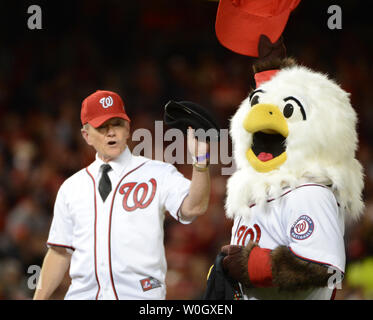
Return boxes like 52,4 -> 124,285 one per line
0,0 -> 372,300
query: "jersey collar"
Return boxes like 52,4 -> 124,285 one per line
89,147 -> 133,179
107,147 -> 132,178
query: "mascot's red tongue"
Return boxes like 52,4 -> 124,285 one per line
258,152 -> 273,162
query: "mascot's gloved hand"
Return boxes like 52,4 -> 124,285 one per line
221,244 -> 256,288
221,243 -> 274,288
222,243 -> 332,290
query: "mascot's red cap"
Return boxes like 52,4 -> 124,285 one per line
254,69 -> 279,87
215,0 -> 300,57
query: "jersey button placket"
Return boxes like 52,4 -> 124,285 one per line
96,178 -> 113,300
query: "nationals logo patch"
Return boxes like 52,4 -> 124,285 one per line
290,215 -> 314,240
140,277 -> 162,292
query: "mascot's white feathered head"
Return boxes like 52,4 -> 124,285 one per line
226,59 -> 364,221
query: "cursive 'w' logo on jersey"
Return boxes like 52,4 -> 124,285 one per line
235,223 -> 262,246
119,179 -> 157,212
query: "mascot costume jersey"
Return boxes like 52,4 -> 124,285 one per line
208,0 -> 365,300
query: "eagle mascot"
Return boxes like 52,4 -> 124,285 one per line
208,0 -> 365,300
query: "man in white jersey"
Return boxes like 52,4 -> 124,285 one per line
33,90 -> 211,300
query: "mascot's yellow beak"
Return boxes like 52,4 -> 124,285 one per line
243,104 -> 289,172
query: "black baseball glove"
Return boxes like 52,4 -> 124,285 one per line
164,100 -> 220,142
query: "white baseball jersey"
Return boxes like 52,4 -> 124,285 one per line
230,183 -> 345,300
47,147 -> 192,300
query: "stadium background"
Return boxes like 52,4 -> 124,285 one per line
0,0 -> 372,300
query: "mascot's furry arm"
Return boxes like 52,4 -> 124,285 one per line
221,243 -> 330,290
221,36 -> 331,291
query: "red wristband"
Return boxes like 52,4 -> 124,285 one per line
247,247 -> 273,287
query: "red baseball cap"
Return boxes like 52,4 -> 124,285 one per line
81,90 -> 131,128
215,0 -> 300,57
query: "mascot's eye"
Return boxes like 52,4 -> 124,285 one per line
283,104 -> 294,118
250,95 -> 260,106
250,89 -> 264,107
249,89 -> 264,107
282,96 -> 307,121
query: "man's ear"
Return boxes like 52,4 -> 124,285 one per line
81,126 -> 91,146
124,120 -> 131,138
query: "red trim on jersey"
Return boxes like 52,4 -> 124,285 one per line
107,161 -> 149,300
233,217 -> 243,240
86,167 -> 101,300
47,242 -> 75,251
330,288 -> 337,300
176,192 -> 190,222
248,184 -> 336,208
268,184 -> 328,203
288,247 -> 345,275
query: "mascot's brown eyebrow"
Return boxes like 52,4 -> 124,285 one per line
283,96 -> 307,120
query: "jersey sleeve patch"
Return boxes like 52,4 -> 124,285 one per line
140,277 -> 162,292
290,215 -> 314,240
284,186 -> 346,273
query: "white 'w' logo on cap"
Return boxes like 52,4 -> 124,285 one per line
99,96 -> 114,109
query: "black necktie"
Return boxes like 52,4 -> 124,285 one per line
99,164 -> 112,202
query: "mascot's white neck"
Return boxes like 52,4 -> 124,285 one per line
225,158 -> 363,222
